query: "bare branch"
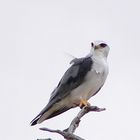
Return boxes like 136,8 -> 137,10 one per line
40,127 -> 84,140
39,106 -> 105,140
66,106 -> 105,134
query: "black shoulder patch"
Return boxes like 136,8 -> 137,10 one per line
64,57 -> 92,86
70,57 -> 93,84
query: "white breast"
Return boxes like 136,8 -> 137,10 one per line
69,56 -> 108,105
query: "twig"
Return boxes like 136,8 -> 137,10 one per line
66,106 -> 105,134
40,127 -> 84,140
39,106 -> 105,140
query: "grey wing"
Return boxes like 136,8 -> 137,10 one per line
30,57 -> 93,125
49,57 -> 93,105
49,59 -> 81,101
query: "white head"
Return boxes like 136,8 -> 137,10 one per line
90,41 -> 110,58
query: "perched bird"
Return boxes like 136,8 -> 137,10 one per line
30,41 -> 109,126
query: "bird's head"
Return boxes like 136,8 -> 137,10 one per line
90,41 -> 110,58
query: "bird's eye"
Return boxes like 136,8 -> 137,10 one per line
100,43 -> 107,48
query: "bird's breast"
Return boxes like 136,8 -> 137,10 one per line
69,58 -> 108,105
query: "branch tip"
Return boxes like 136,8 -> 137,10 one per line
39,105 -> 105,140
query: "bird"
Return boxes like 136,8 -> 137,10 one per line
30,41 -> 110,126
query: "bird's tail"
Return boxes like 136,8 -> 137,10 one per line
30,114 -> 41,126
30,104 -> 72,126
30,104 -> 51,126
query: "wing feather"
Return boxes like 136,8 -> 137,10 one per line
49,57 -> 93,102
30,57 -> 93,125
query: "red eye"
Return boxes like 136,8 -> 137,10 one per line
100,43 -> 107,48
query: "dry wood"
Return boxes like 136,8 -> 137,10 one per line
39,106 -> 105,140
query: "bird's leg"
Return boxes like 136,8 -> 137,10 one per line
79,99 -> 90,109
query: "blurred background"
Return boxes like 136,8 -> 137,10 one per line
0,0 -> 140,140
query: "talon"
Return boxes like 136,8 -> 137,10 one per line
79,99 -> 90,109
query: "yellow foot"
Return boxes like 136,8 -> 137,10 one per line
79,99 -> 90,109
